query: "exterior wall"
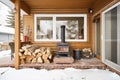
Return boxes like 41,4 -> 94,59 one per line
92,0 -> 120,60
23,12 -> 93,55
23,0 -> 120,56
93,0 -> 113,14
0,33 -> 14,42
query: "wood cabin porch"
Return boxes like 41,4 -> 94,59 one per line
0,0 -> 120,75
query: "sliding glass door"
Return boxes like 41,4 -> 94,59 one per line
102,2 -> 120,71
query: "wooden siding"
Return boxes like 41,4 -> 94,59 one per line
23,0 -> 120,57
92,0 -> 120,59
93,0 -> 120,17
23,13 -> 93,55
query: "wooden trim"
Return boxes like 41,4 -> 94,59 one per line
93,0 -> 120,17
31,9 -> 88,14
93,14 -> 101,59
91,14 -> 95,56
106,66 -> 120,75
99,13 -> 102,60
20,1 -> 31,15
11,0 -> 30,14
14,0 -> 20,69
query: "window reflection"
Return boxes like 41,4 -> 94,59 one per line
56,17 -> 84,40
34,14 -> 87,41
104,4 -> 120,65
36,17 -> 53,39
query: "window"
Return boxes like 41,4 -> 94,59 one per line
102,2 -> 120,71
34,14 -> 87,41
36,17 -> 53,40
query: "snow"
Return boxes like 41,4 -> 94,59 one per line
0,50 -> 11,58
0,26 -> 14,34
0,67 -> 120,80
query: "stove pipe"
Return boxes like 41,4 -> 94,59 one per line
61,25 -> 65,43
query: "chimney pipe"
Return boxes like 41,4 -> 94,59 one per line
61,25 -> 65,43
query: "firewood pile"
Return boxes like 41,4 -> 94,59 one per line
19,45 -> 52,64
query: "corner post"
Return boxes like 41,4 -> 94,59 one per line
14,0 -> 21,69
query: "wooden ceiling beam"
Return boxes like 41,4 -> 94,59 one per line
31,8 -> 88,14
11,0 -> 31,15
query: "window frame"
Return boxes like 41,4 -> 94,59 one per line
34,14 -> 87,42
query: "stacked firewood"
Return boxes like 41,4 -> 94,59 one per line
19,45 -> 52,64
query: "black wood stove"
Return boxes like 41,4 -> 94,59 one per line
56,25 -> 70,57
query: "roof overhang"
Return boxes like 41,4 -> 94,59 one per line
10,0 -> 98,14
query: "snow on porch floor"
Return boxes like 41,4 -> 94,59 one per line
0,67 -> 120,80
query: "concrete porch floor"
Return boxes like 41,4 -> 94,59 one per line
20,58 -> 106,69
0,51 -> 106,69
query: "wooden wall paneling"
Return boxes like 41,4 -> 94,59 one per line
92,0 -> 120,60
23,11 -> 93,57
23,14 -> 34,42
93,0 -> 120,17
88,14 -> 95,54
93,0 -> 113,14
11,0 -> 31,14
20,0 -> 96,9
31,9 -> 88,14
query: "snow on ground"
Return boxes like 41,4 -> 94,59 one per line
0,67 -> 120,80
0,50 -> 11,58
0,50 -> 13,64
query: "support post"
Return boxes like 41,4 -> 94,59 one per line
14,0 -> 20,69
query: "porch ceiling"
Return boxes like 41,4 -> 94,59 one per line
12,0 -> 97,9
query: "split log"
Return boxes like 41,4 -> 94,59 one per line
31,58 -> 37,63
36,52 -> 42,58
19,46 -> 52,64
22,45 -> 32,51
24,50 -> 31,55
20,59 -> 25,64
34,49 -> 41,54
28,45 -> 39,53
43,59 -> 50,63
37,57 -> 43,63
20,54 -> 26,59
25,55 -> 35,63
42,55 -> 48,60
19,49 -> 24,53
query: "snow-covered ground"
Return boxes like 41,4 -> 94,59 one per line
0,50 -> 14,64
0,67 -> 120,80
0,50 -> 11,58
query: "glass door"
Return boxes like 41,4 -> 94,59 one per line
95,18 -> 100,58
102,2 -> 120,71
